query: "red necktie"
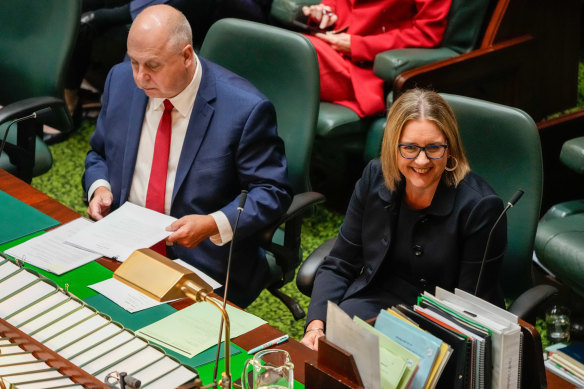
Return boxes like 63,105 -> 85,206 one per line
146,99 -> 173,256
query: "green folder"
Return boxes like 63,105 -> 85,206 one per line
0,190 -> 60,245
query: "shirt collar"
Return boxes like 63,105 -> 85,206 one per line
151,51 -> 202,118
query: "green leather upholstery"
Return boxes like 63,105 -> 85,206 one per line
201,19 -> 324,319
299,94 -> 544,306
0,1 -> 79,181
443,94 -> 543,300
535,137 -> 584,298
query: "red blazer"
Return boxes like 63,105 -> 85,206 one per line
312,0 -> 451,116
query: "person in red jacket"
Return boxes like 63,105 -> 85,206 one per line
302,0 -> 451,117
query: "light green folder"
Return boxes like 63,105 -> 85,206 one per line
0,190 -> 60,245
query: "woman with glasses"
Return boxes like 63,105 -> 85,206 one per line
301,88 -> 507,350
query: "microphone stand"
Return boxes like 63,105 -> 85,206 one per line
211,190 -> 248,389
475,189 -> 524,296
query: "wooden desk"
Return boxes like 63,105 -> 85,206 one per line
0,169 -> 573,388
0,169 -> 316,384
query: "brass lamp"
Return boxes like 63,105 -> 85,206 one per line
113,248 -> 231,388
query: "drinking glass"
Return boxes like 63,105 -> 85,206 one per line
546,305 -> 571,344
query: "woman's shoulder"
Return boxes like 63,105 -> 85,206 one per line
456,171 -> 504,209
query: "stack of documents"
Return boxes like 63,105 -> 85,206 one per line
6,202 -> 178,275
325,287 -> 525,389
413,288 -> 522,389
546,341 -> 584,386
325,301 -> 451,389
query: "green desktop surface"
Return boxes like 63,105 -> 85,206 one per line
0,190 -> 60,245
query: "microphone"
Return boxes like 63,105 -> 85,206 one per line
0,107 -> 54,157
474,189 -> 524,296
212,190 -> 248,386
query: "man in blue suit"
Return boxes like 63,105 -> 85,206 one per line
83,4 -> 292,307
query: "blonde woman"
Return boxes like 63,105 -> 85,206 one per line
302,89 -> 506,350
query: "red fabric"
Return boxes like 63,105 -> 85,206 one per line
146,99 -> 173,255
307,0 -> 451,117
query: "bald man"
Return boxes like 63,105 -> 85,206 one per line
83,5 -> 292,307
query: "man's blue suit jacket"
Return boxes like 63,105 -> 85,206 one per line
83,57 -> 292,307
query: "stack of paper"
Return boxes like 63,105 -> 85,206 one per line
325,302 -> 451,389
5,218 -> 101,275
414,288 -> 522,389
547,341 -> 584,385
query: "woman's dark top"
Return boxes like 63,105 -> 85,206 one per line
306,159 -> 507,324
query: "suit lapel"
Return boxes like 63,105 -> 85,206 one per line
172,59 -> 216,205
120,89 -> 148,203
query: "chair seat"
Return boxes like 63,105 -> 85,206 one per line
535,213 -> 584,298
0,123 -> 52,177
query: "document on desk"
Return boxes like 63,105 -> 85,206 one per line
136,298 -> 267,358
5,218 -> 101,275
64,202 -> 177,262
89,261 -> 220,313
326,301 -> 381,389
89,278 -> 171,313
173,258 -> 222,290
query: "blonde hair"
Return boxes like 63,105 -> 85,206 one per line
380,89 -> 470,191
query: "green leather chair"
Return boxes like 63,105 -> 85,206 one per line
200,18 -> 325,319
535,137 -> 584,298
297,94 -> 557,323
0,1 -> 79,182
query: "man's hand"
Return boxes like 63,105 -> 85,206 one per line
302,4 -> 338,30
166,214 -> 219,249
315,32 -> 351,54
300,319 -> 325,351
87,186 -> 113,220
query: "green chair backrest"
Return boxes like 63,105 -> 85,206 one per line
200,18 -> 320,195
0,1 -> 80,105
441,0 -> 495,54
442,94 -> 543,300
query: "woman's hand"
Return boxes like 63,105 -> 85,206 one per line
300,320 -> 325,350
302,4 -> 338,30
315,32 -> 351,55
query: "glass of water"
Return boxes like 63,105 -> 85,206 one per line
546,305 -> 571,344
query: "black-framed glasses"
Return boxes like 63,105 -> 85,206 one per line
398,143 -> 448,159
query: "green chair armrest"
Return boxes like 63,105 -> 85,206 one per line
560,136 -> 584,175
373,47 -> 459,82
540,200 -> 584,222
270,0 -> 320,26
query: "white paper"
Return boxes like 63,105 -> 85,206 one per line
326,301 -> 381,389
146,365 -> 197,388
174,258 -> 222,290
64,202 -> 177,262
5,218 -> 102,275
132,357 -> 182,386
94,347 -> 166,383
80,337 -> 148,375
0,280 -> 56,318
58,322 -> 124,359
89,278 -> 169,313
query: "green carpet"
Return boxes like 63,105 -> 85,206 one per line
31,120 -> 343,341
